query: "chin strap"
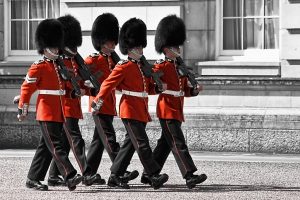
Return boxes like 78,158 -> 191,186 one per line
129,49 -> 142,61
168,47 -> 181,58
102,45 -> 115,55
45,48 -> 59,59
65,47 -> 77,56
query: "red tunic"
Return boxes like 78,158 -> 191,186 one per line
62,58 -> 84,119
18,58 -> 66,122
93,59 -> 156,123
85,53 -> 117,116
154,59 -> 194,122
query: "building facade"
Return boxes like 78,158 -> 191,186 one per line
1,0 -> 300,153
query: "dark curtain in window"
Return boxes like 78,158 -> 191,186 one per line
11,0 -> 60,51
223,0 -> 242,50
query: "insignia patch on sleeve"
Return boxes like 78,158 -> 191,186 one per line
25,74 -> 37,83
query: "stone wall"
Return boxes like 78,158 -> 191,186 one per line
280,0 -> 300,77
1,76 -> 300,154
2,110 -> 300,153
0,0 -> 4,61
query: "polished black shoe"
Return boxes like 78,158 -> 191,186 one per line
107,174 -> 130,189
92,174 -> 106,185
48,176 -> 66,186
26,178 -> 48,191
122,170 -> 139,182
150,173 -> 169,190
186,174 -> 207,189
66,174 -> 83,191
82,174 -> 98,186
140,173 -> 151,185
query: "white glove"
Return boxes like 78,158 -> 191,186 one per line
17,103 -> 28,121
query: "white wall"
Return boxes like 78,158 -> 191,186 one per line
60,3 -> 180,60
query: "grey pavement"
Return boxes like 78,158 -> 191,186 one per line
1,150 -> 300,200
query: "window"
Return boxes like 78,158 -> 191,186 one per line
220,0 -> 279,60
8,0 -> 59,56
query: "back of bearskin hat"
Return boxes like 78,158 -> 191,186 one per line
91,13 -> 119,51
35,18 -> 64,54
155,15 -> 186,54
119,18 -> 147,55
57,14 -> 82,49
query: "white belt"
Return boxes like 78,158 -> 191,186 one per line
39,89 -> 66,95
162,90 -> 185,97
122,89 -> 148,98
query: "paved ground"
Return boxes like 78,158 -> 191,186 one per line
1,150 -> 300,200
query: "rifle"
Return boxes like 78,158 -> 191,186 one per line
176,56 -> 198,90
140,55 -> 164,92
110,52 -> 164,92
110,51 -> 121,66
55,55 -> 82,97
74,53 -> 101,92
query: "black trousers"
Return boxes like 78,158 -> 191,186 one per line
110,119 -> 160,176
48,117 -> 91,177
86,114 -> 120,175
152,119 -> 197,178
27,121 -> 77,181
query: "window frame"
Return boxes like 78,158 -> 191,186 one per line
4,0 -> 59,61
216,0 -> 280,61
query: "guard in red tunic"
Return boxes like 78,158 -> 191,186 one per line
47,15 -> 97,187
92,18 -> 168,189
85,13 -> 138,185
18,19 -> 82,191
140,15 -> 207,189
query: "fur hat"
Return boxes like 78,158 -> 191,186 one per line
57,14 -> 82,49
35,19 -> 64,54
91,13 -> 119,51
155,15 -> 186,54
119,18 -> 147,55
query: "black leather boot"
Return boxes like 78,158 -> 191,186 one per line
107,174 -> 130,189
26,178 -> 48,191
122,170 -> 139,183
140,173 -> 151,185
66,174 -> 83,191
186,174 -> 207,189
48,176 -> 66,186
150,173 -> 169,189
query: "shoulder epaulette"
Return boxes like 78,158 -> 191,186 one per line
33,59 -> 45,65
117,59 -> 129,65
155,59 -> 165,64
89,53 -> 100,58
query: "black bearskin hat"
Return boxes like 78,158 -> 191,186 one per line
35,19 -> 64,54
119,18 -> 147,55
91,13 -> 119,51
57,14 -> 82,49
155,15 -> 186,54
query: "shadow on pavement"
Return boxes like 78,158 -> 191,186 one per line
72,184 -> 300,193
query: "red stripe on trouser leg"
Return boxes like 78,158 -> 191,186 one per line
165,121 -> 188,174
63,123 -> 84,174
95,116 -> 114,155
42,122 -> 69,176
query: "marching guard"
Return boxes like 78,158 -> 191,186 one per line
47,14 -> 97,187
17,19 -> 82,191
85,13 -> 139,185
140,15 -> 207,189
91,17 -> 168,189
